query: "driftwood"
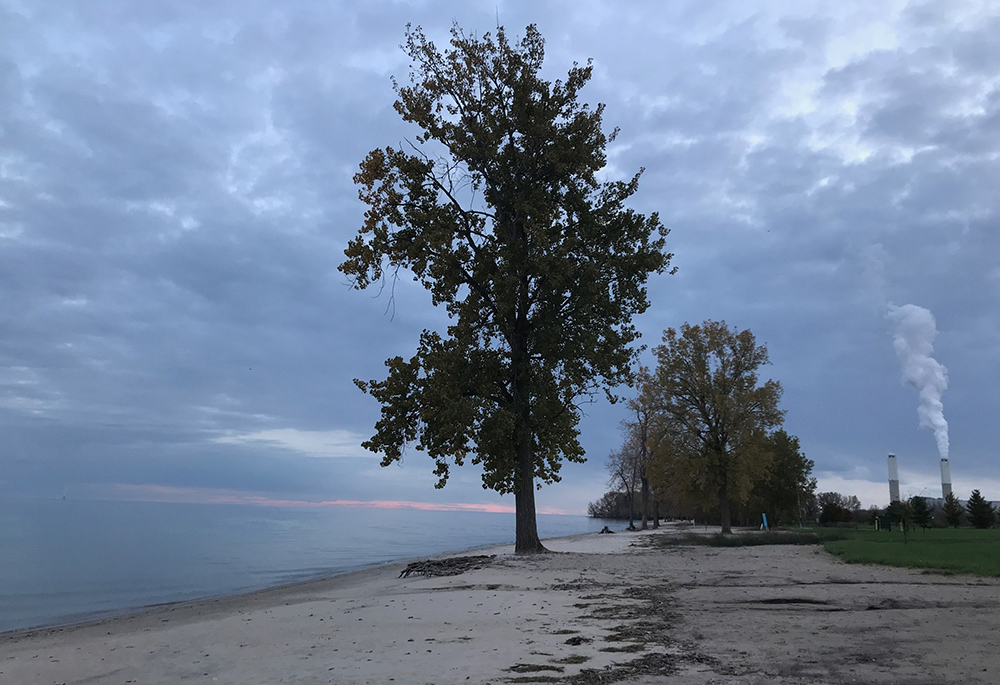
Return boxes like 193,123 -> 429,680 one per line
599,526 -> 615,534
398,554 -> 496,579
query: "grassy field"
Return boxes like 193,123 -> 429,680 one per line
823,527 -> 1000,577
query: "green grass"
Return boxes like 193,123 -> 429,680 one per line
824,528 -> 1000,577
643,526 -> 1000,577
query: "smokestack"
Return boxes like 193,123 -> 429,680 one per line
888,454 -> 900,503
940,458 -> 952,498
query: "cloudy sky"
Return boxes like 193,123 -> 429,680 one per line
2,0 -> 998,515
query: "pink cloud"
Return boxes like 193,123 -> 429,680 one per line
100,483 -> 566,515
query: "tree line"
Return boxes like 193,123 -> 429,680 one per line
588,320 -> 816,533
886,490 -> 998,530
804,490 -> 998,530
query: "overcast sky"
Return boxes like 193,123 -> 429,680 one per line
2,0 -> 998,514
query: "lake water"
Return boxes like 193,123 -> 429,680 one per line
0,498 -> 614,633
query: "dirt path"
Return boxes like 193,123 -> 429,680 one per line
615,543 -> 1000,684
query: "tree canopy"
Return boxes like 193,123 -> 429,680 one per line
748,430 -> 816,526
966,490 -> 996,529
646,320 -> 784,533
909,495 -> 932,529
340,23 -> 672,552
818,491 -> 861,524
942,492 -> 965,528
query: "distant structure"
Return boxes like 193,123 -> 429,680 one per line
888,454 -> 900,503
940,458 -> 953,498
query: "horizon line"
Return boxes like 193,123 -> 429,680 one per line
86,483 -> 571,515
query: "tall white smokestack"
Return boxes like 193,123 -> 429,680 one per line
940,458 -> 952,498
888,454 -> 900,503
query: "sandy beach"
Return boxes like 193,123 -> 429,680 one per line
4,525 -> 1000,684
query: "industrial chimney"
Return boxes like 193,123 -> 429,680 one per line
888,454 -> 900,503
940,458 -> 952,498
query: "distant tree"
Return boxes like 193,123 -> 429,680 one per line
748,430 -> 816,526
647,321 -> 784,534
942,492 -> 965,528
802,492 -> 821,523
622,367 -> 660,529
817,492 -> 860,525
909,496 -> 932,530
586,492 -> 608,518
340,24 -> 672,552
865,505 -> 882,527
887,499 -> 914,541
607,441 -> 642,530
966,490 -> 996,529
587,490 -> 631,519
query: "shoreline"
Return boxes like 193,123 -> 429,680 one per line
1,523 -> 652,639
5,526 -> 1000,684
1,499 -> 622,636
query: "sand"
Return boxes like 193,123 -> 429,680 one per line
3,524 -> 1000,684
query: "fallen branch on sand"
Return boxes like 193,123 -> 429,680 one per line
398,555 -> 496,578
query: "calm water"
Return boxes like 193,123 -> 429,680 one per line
0,499 -> 614,633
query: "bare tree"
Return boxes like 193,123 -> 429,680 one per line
606,438 -> 642,530
622,367 -> 667,529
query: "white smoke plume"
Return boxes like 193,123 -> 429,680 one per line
887,304 -> 949,459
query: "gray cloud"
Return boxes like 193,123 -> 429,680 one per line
1,0 -> 998,511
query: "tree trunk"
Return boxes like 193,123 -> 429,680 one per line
627,488 -> 635,530
514,439 -> 545,553
510,291 -> 544,554
653,499 -> 660,529
640,473 -> 649,530
717,451 -> 732,534
511,376 -> 544,553
719,493 -> 732,534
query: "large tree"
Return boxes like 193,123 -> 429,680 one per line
340,24 -> 671,552
647,321 -> 783,533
